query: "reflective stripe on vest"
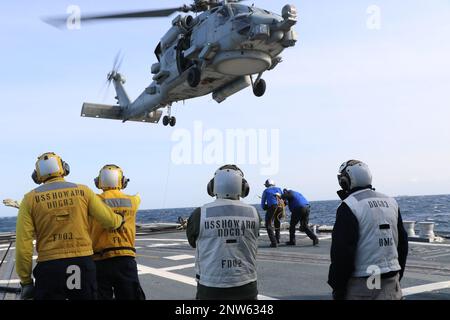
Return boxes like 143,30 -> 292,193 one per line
104,198 -> 132,208
196,199 -> 260,288
344,189 -> 401,277
35,181 -> 78,193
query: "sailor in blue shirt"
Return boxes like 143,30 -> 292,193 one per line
282,189 -> 319,246
261,179 -> 284,247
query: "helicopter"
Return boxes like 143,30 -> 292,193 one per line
46,0 -> 298,126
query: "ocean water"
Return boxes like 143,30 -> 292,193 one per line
1,194 -> 449,235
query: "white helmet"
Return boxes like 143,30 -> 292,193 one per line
264,179 -> 275,187
207,164 -> 249,199
337,160 -> 372,191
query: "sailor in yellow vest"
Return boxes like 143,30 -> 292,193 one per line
90,164 -> 145,300
15,152 -> 123,300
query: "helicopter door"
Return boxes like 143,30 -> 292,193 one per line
176,34 -> 193,74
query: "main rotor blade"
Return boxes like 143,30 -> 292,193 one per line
44,6 -> 191,28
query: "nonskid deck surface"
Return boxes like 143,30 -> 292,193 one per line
1,230 -> 450,300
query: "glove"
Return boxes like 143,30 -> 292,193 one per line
20,282 -> 35,300
332,289 -> 345,300
263,204 -> 268,211
114,210 -> 126,230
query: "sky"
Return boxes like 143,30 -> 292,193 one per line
1,0 -> 450,217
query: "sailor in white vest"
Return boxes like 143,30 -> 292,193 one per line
328,160 -> 408,300
186,165 -> 260,300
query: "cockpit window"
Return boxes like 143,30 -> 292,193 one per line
251,7 -> 273,15
154,42 -> 162,62
230,4 -> 252,16
216,6 -> 231,25
217,7 -> 230,19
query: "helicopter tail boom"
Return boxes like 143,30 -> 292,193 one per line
81,103 -> 162,124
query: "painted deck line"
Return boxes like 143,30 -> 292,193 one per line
424,251 -> 450,259
260,231 -> 290,235
146,243 -> 185,248
137,263 -> 277,300
0,247 -> 15,252
409,241 -> 450,248
0,279 -> 20,284
138,264 -> 196,286
136,238 -> 188,242
164,254 -> 195,261
402,280 -> 450,296
161,263 -> 195,271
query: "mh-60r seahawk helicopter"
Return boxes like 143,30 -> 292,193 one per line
48,0 -> 298,126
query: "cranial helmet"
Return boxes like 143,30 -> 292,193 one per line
207,164 -> 250,199
32,152 -> 70,184
337,160 -> 372,191
94,164 -> 129,191
264,179 -> 275,188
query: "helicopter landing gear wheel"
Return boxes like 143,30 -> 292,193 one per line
162,115 -> 170,126
253,78 -> 266,97
169,116 -> 176,127
187,67 -> 201,88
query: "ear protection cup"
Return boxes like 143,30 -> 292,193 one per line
94,177 -> 100,189
31,170 -> 40,184
207,178 -> 215,197
122,177 -> 130,189
62,161 -> 70,177
241,178 -> 250,198
338,175 -> 350,191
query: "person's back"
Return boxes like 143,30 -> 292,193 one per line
285,190 -> 309,212
261,180 -> 284,247
16,152 -> 123,300
23,179 -> 111,261
328,160 -> 408,300
91,189 -> 139,260
282,189 -> 317,246
90,164 -> 145,300
261,186 -> 283,208
196,198 -> 259,288
343,189 -> 401,277
187,165 -> 260,300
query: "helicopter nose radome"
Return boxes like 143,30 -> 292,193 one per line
213,51 -> 272,76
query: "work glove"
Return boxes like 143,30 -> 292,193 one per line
114,210 -> 126,230
20,282 -> 35,300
